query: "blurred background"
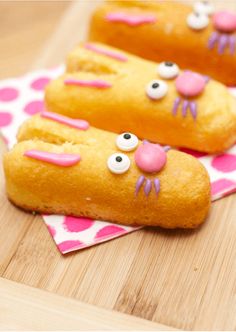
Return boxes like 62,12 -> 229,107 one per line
0,2 -> 70,78
0,1 -> 235,79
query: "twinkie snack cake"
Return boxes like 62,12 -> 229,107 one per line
89,0 -> 236,86
45,43 -> 236,153
3,111 -> 211,228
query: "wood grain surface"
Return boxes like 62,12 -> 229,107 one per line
0,1 -> 236,330
0,277 -> 172,330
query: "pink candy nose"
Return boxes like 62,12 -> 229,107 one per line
134,143 -> 167,173
175,72 -> 206,97
213,11 -> 236,33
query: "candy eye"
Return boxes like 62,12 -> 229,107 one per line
146,80 -> 168,100
116,133 -> 139,152
157,61 -> 180,79
187,12 -> 209,30
193,1 -> 214,16
107,153 -> 131,174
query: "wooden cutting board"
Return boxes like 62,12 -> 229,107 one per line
0,1 -> 236,330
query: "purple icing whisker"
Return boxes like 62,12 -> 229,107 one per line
208,31 -> 236,55
203,75 -> 210,83
154,178 -> 160,195
172,97 -> 181,116
208,31 -> 219,50
189,101 -> 197,120
229,35 -> 236,55
135,176 -> 161,197
218,34 -> 228,55
144,179 -> 152,196
135,175 -> 145,196
182,100 -> 189,117
163,145 -> 171,152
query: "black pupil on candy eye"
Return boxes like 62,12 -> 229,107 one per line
116,156 -> 122,162
152,83 -> 159,89
124,133 -> 131,139
165,62 -> 173,67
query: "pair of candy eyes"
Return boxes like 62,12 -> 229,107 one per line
146,61 -> 179,100
187,1 -> 214,30
108,132 -> 138,174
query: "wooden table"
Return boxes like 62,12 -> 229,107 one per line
0,1 -> 236,330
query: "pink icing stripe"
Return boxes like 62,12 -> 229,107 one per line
41,110 -> 89,130
106,12 -> 157,26
24,150 -> 81,167
84,43 -> 128,62
64,79 -> 112,89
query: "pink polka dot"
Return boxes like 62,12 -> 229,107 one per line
63,216 -> 94,233
58,240 -> 83,253
24,100 -> 44,115
179,147 -> 208,158
0,87 -> 19,102
30,77 -> 51,91
0,112 -> 13,127
95,225 -> 126,239
211,154 -> 236,173
211,179 -> 236,196
47,225 -> 56,237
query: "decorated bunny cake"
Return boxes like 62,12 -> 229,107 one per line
3,111 -> 211,228
89,0 -> 236,85
45,42 -> 236,153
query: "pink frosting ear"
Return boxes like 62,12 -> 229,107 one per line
84,43 -> 128,62
134,143 -> 167,173
106,12 -> 157,26
24,150 -> 81,167
64,79 -> 112,89
41,110 -> 89,130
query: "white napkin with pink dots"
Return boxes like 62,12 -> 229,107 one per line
1,67 -> 236,254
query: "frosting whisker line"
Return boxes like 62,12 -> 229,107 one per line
189,101 -> 197,120
218,34 -> 229,55
182,100 -> 189,117
135,175 -> 145,196
208,31 -> 236,55
154,178 -> 160,195
229,35 -> 236,55
135,176 -> 158,197
144,178 -> 152,196
203,75 -> 210,83
163,145 -> 171,152
208,31 -> 219,49
172,97 -> 181,116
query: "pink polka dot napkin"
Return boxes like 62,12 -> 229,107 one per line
1,68 -> 236,254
